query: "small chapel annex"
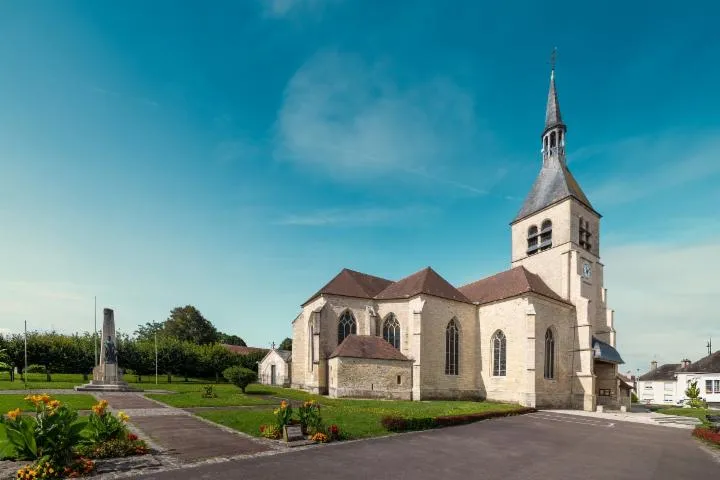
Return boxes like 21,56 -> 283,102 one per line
289,64 -> 624,411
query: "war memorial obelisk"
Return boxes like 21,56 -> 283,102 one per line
76,308 -> 139,392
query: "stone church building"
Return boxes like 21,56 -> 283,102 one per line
290,66 -> 624,411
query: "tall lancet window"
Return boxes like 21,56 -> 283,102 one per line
492,330 -> 506,376
382,314 -> 401,350
445,319 -> 459,375
337,311 -> 356,345
544,328 -> 555,379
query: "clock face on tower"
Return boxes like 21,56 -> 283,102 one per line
582,262 -> 592,279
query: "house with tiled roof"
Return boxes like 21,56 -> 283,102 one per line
290,63 -> 624,410
638,351 -> 720,407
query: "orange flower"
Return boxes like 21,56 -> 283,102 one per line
6,408 -> 21,421
48,399 -> 61,409
280,400 -> 288,409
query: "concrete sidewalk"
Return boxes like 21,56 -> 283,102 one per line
543,408 -> 700,429
97,393 -> 274,463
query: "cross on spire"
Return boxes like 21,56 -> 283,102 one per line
550,47 -> 557,72
271,341 -> 276,349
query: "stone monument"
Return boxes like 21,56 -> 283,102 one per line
75,308 -> 140,392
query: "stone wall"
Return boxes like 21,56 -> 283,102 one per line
328,357 -> 412,400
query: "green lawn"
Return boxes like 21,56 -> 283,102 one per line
146,390 -> 275,408
198,386 -> 524,439
0,373 -> 229,391
657,407 -> 720,422
0,394 -> 97,412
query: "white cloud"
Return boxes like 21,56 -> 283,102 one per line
274,50 -> 493,193
605,239 -> 720,375
581,131 -> 720,205
275,205 -> 438,227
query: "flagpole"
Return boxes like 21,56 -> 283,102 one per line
155,332 -> 158,385
94,296 -> 98,366
24,320 -> 28,388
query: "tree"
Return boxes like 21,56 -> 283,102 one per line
163,306 -> 219,345
199,344 -> 237,383
223,366 -> 257,393
218,333 -> 246,346
279,337 -> 292,351
135,321 -> 165,342
685,380 -> 704,408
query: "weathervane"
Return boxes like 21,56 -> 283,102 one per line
550,47 -> 557,72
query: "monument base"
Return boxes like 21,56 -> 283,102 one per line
74,363 -> 142,392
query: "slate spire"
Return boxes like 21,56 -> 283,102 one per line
544,68 -> 563,131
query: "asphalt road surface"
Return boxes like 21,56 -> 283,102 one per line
136,412 -> 719,480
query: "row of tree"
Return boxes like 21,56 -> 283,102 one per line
0,332 -> 265,383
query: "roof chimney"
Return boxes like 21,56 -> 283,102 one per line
651,360 -> 658,370
681,358 -> 691,369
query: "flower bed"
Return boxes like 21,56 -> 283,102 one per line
258,400 -> 342,443
692,426 -> 720,447
1,395 -> 149,478
381,407 -> 537,432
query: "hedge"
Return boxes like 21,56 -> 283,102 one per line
381,407 -> 537,432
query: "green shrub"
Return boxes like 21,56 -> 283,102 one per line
24,364 -> 46,374
84,399 -> 129,444
297,400 -> 322,434
631,392 -> 638,403
222,366 -> 257,393
201,385 -> 218,398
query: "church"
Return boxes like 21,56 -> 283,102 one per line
289,65 -> 624,411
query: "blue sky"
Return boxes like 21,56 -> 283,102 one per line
1,0 -> 719,376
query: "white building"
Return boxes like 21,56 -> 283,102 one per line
258,349 -> 292,387
637,351 -> 720,407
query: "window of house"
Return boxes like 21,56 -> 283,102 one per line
664,382 -> 674,391
544,328 -> 555,379
539,220 -> 552,251
382,314 -> 401,350
714,380 -> 720,394
527,225 -> 539,255
707,380 -> 714,394
492,330 -> 506,376
337,311 -> 357,345
445,319 -> 459,375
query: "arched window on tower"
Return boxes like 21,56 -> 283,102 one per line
337,311 -> 356,345
544,328 -> 555,379
540,220 -> 552,251
382,314 -> 401,350
550,131 -> 557,148
527,225 -> 539,255
492,330 -> 506,376
445,319 -> 459,375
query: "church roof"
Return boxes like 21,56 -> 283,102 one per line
329,335 -> 410,361
375,267 -> 472,304
685,350 -> 720,373
458,266 -> 567,305
545,70 -> 563,130
303,268 -> 393,305
513,163 -> 595,223
638,363 -> 681,381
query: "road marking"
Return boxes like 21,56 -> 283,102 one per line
527,412 -> 615,428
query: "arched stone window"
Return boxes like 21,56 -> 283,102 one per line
492,330 -> 506,376
544,328 -> 555,379
527,225 -> 539,255
540,220 -> 552,251
445,319 -> 460,375
337,310 -> 356,345
382,314 -> 401,350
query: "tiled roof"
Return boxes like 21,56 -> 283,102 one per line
275,349 -> 292,362
513,163 -> 595,223
329,335 -> 409,361
638,363 -> 681,381
222,344 -> 269,356
685,350 -> 720,373
458,266 -> 567,305
375,267 -> 472,304
303,268 -> 393,305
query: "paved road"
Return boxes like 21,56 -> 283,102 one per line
136,412 -> 719,480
